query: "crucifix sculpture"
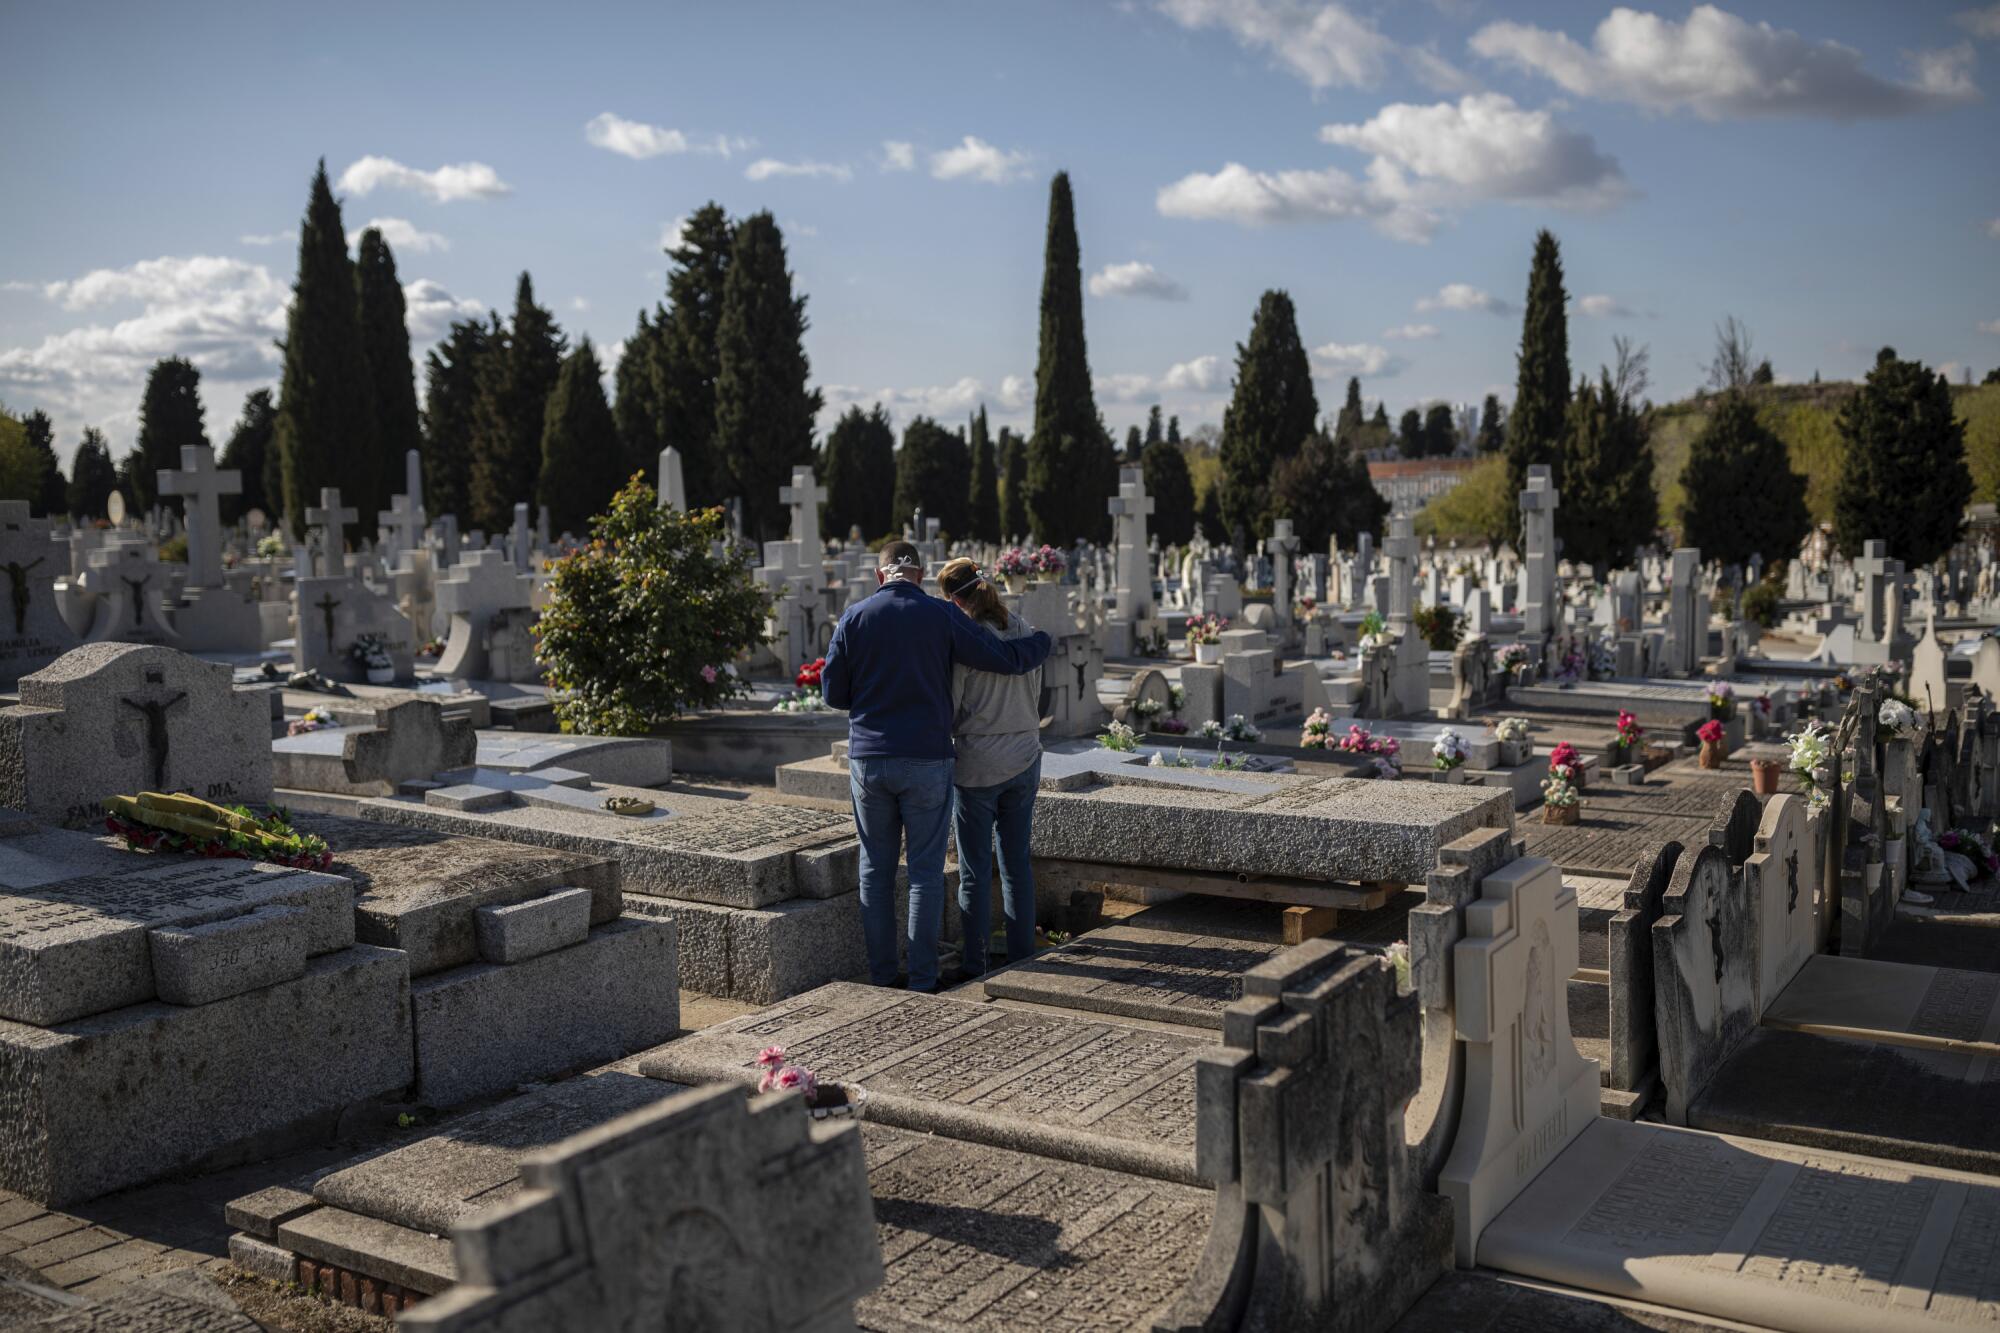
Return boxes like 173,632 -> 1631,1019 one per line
122,574 -> 150,628
1786,848 -> 1800,913
1705,902 -> 1725,984
3,556 -> 42,634
120,669 -> 189,789
315,593 -> 341,646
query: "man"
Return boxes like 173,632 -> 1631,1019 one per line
821,541 -> 1052,992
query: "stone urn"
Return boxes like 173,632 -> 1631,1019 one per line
1749,758 -> 1782,796
1699,739 -> 1725,770
1542,802 -> 1580,825
1605,741 -> 1631,770
1194,641 -> 1224,665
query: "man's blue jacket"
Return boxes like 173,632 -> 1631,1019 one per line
821,580 -> 1053,762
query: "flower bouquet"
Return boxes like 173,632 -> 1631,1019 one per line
418,636 -> 446,659
1358,610 -> 1389,650
1097,719 -> 1139,752
1941,828 -> 1999,880
1223,714 -> 1262,743
996,547 -> 1032,592
1492,642 -> 1530,680
1697,719 -> 1726,769
1031,545 -> 1067,580
776,657 -> 832,713
104,792 -> 334,871
1300,707 -> 1334,750
756,1045 -> 860,1119
1788,722 -> 1832,811
1336,723 -> 1402,779
1431,727 -> 1470,780
286,705 -> 337,737
1707,679 -> 1735,721
1610,709 -> 1644,766
1540,763 -> 1582,823
349,632 -> 395,684
1186,613 -> 1229,663
1878,697 -> 1923,742
1493,715 -> 1532,767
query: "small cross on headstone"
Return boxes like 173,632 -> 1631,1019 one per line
779,465 -> 827,555
305,487 -> 358,579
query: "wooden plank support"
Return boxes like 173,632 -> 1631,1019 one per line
1281,905 -> 1341,946
1032,858 -> 1398,913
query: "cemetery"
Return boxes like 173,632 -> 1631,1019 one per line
5,8 -> 2000,1329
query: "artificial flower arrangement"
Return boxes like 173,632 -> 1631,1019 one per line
418,636 -> 447,659
1222,714 -> 1262,743
1878,697 -> 1923,741
1300,707 -> 1334,750
1432,728 -> 1470,771
995,547 -> 1032,578
1199,719 -> 1224,740
1155,684 -> 1189,734
1492,643 -> 1530,678
1789,722 -> 1832,812
1357,610 -> 1389,650
1707,679 -> 1735,720
1031,545 -> 1067,576
1554,644 -> 1586,685
1588,633 -> 1617,681
349,632 -> 394,678
1615,710 -> 1645,749
1133,695 -> 1166,722
1940,828 -> 2000,879
1548,740 -> 1582,774
1493,717 -> 1530,744
1384,940 -> 1412,993
1753,694 -> 1772,719
1097,719 -> 1139,752
1148,749 -> 1197,769
1540,764 -> 1581,810
286,705 -> 337,737
755,1045 -> 855,1116
104,792 -> 333,871
1297,595 -> 1317,617
255,533 -> 287,559
1186,613 -> 1229,648
1697,720 -> 1725,744
775,657 -> 831,713
1335,722 -> 1403,778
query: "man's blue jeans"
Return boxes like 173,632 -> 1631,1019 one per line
849,755 -> 954,992
953,754 -> 1040,975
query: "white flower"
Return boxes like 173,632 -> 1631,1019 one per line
1877,699 -> 1920,738
1494,717 -> 1529,743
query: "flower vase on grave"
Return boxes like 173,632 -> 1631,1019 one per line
1499,739 -> 1531,767
1542,801 -> 1580,825
807,1081 -> 867,1122
367,663 -> 394,685
1749,758 -> 1782,795
1194,642 -> 1224,665
1006,574 -> 1028,595
1699,739 -> 1725,770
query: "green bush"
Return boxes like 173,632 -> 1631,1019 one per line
1739,579 -> 1780,629
534,479 -> 769,735
158,533 -> 188,563
1413,603 -> 1463,651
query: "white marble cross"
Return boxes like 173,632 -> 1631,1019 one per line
305,487 -> 357,580
1265,517 -> 1299,626
780,466 -> 826,555
1107,466 -> 1155,621
377,493 -> 423,557
156,445 -> 241,590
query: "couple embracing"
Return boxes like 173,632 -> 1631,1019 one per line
820,541 -> 1051,993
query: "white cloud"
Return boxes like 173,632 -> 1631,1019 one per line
570,297 -> 590,312
1988,217 -> 2000,238
1088,261 -> 1189,300
881,140 -> 916,172
1162,355 -> 1224,391
1980,318 -> 2000,335
402,279 -> 484,340
348,217 -> 449,254
1156,161 -> 1397,227
239,230 -> 295,247
1383,322 -> 1440,340
660,216 -> 690,252
584,112 -> 749,160
1,280 -> 37,293
787,220 -> 819,238
744,158 -> 853,183
997,375 -> 1031,410
1153,0 -> 1468,91
930,136 -> 1033,184
1309,341 -> 1406,377
1470,6 -> 1981,118
822,377 -> 991,423
1960,4 -> 2000,39
1415,283 -> 1509,315
1575,293 -> 1638,318
1096,372 -> 1157,403
43,255 -> 277,311
337,156 -> 510,202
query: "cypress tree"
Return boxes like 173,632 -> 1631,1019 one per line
894,417 -> 969,536
21,411 -> 65,517
1680,391 -> 1809,569
822,404 -> 896,540
1218,290 -> 1317,543
537,338 -> 625,534
1505,229 -> 1571,539
1423,402 -> 1457,457
1832,348 -> 1973,564
967,407 -> 1001,543
653,204 -> 734,508
274,161 -> 376,535
1167,415 -> 1181,446
713,212 -> 821,541
67,428 -> 116,519
614,307 -> 666,485
217,389 -> 277,524
1145,405 -> 1164,448
1370,402 -> 1389,429
1123,424 -> 1143,464
1334,377 -> 1365,442
1560,370 -> 1657,571
354,227 -> 421,519
1273,430 -> 1387,554
1027,171 -> 1109,545
421,315 -> 494,522
1397,408 -> 1424,459
1196,483 -> 1226,545
998,426 -> 1028,539
470,273 -> 565,533
1477,394 -> 1504,452
134,356 -> 208,514
115,450 -> 143,513
1142,436 -> 1196,546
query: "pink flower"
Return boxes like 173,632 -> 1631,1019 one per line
701,665 -> 719,684
755,1045 -> 787,1069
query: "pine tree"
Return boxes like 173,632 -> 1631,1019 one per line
67,428 -> 116,519
713,212 -> 821,541
354,227 -> 421,520
537,339 -> 625,534
1423,403 -> 1457,458
21,411 -> 65,517
894,417 -> 970,536
1832,348 -> 1973,564
470,273 -> 565,533
1559,370 -> 1658,571
1123,424 -> 1143,464
273,162 -> 377,535
1477,394 -> 1504,453
217,389 -> 277,524
421,315 -> 494,522
1505,229 -> 1571,540
1218,289 -> 1317,543
998,426 -> 1028,538
613,307 -> 665,486
1334,377 -> 1365,442
1142,436 -> 1196,546
967,407 -> 1001,543
1273,431 -> 1387,554
134,356 -> 208,514
1370,403 -> 1389,429
653,204 -> 735,508
822,404 -> 896,540
1397,409 -> 1424,459
1680,391 -> 1809,569
1027,172 -> 1110,545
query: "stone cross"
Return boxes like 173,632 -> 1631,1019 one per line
1107,466 -> 1155,623
509,503 -> 533,573
1518,464 -> 1559,638
1264,517 -> 1299,627
432,513 -> 460,570
779,465 -> 826,556
657,446 -> 687,512
404,448 -> 427,528
155,445 -> 241,590
1383,514 -> 1419,633
1346,532 -> 1373,610
377,492 -> 423,558
434,548 -> 535,620
305,488 -> 357,579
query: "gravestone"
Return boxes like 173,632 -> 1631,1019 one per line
1605,841 -> 1681,1119
272,699 -> 477,797
779,463 -> 825,556
305,487 -> 357,580
1651,843 -> 1754,1125
0,643 -> 271,825
1265,516 -> 1298,631
156,444 -> 240,589
657,445 -> 686,512
79,542 -> 181,645
399,1084 -> 882,1333
1909,611 -> 1949,716
1105,466 -> 1156,656
0,501 -> 82,686
433,549 -> 537,682
1158,940 -> 1452,1331
294,573 -> 415,682
1518,465 -> 1559,640
1382,515 -> 1429,716
1747,793 -> 1814,1015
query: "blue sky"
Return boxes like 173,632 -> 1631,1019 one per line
3,0 -> 1997,466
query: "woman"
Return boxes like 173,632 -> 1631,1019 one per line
937,556 -> 1042,977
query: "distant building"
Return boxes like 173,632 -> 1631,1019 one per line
1367,456 -> 1484,517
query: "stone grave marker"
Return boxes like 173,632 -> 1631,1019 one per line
78,541 -> 181,645
1518,465 -> 1559,639
0,500 -> 82,686
293,571 -> 415,682
657,445 -> 686,511
272,698 -> 476,797
1651,842 -> 1756,1126
155,444 -> 240,589
305,487 -> 357,579
1605,840 -> 1681,1119
1747,794 -> 1814,1015
0,643 -> 271,825
1910,611 -> 1950,716
433,549 -> 537,682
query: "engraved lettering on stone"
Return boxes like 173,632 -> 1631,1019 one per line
1522,919 -> 1555,1090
